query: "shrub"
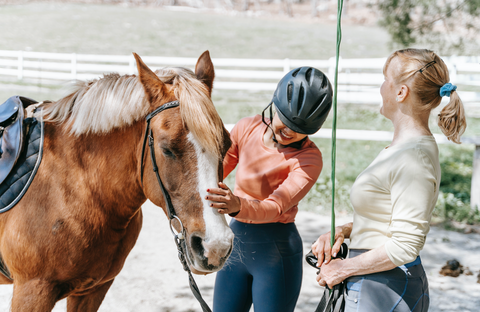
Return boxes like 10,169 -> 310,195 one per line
301,176 -> 353,213
437,144 -> 473,204
435,192 -> 480,224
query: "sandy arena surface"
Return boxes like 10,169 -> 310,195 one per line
1,201 -> 479,311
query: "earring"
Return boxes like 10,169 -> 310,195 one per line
396,97 -> 399,102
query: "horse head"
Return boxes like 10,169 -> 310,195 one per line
134,52 -> 234,274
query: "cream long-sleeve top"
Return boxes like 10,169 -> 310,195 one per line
349,136 -> 441,266
223,115 -> 323,224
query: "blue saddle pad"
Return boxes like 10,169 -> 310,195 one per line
0,112 -> 44,213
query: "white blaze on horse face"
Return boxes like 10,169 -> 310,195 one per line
187,133 -> 234,269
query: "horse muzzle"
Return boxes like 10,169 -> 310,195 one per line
186,231 -> 234,274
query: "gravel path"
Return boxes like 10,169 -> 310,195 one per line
1,201 -> 479,311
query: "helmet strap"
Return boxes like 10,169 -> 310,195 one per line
262,103 -> 278,144
286,136 -> 307,149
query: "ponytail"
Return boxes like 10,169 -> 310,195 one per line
388,49 -> 467,144
438,90 -> 466,144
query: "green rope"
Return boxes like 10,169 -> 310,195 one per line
330,0 -> 344,248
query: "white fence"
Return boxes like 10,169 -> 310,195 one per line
0,50 -> 478,208
0,50 -> 479,106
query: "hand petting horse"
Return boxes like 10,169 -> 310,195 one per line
0,51 -> 234,312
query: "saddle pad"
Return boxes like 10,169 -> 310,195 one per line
0,112 -> 44,213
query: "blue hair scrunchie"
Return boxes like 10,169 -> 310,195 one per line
440,83 -> 457,97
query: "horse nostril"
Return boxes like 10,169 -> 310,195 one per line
190,234 -> 205,258
189,233 -> 231,271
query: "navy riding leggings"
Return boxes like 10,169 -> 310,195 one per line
213,219 -> 303,312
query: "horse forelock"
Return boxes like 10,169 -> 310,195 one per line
155,67 -> 225,159
37,68 -> 225,159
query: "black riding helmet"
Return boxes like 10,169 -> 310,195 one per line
268,66 -> 333,135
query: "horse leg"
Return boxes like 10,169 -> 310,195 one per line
11,280 -> 59,312
66,280 -> 114,312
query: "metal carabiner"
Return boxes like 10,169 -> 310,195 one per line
169,215 -> 185,240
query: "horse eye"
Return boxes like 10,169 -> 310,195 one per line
162,148 -> 175,158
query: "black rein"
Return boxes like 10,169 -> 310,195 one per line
140,100 -> 213,312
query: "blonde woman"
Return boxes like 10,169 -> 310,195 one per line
311,48 -> 466,312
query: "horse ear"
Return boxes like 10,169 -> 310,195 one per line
195,50 -> 215,97
133,53 -> 166,104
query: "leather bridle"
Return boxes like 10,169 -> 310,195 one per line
140,100 -> 212,312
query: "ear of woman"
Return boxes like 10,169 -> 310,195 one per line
396,85 -> 409,102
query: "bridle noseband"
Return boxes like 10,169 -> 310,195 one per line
140,100 -> 212,312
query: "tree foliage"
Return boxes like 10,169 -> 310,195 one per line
376,0 -> 480,55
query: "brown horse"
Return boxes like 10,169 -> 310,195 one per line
0,51 -> 234,311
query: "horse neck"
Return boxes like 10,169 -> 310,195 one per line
44,121 -> 147,219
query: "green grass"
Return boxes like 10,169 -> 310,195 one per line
0,2 -> 391,105
0,2 -> 391,58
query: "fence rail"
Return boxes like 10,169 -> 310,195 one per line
1,50 -> 479,106
0,49 -> 478,208
225,124 -> 480,210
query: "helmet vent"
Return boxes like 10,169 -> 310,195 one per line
291,68 -> 301,77
287,83 -> 293,105
298,85 -> 305,107
320,75 -> 328,89
305,68 -> 313,83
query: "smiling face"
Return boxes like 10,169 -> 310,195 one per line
270,114 -> 308,146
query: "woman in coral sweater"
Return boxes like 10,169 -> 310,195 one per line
206,67 -> 332,312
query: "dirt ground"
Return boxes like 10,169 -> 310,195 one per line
1,201 -> 479,311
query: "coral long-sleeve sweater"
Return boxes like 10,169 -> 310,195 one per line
223,115 -> 323,224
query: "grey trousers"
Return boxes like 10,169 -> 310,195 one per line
344,249 -> 429,312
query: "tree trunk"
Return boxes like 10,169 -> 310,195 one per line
285,0 -> 293,17
242,0 -> 249,11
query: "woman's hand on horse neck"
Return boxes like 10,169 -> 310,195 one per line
206,182 -> 241,215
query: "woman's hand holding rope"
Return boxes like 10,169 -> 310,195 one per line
312,223 -> 352,264
206,182 -> 241,215
312,222 -> 353,288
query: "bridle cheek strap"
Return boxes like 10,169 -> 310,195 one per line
140,100 -> 179,192
139,100 -> 212,312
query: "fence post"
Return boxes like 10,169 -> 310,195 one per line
472,141 -> 480,210
283,58 -> 290,73
450,62 -> 457,84
328,56 -> 337,80
17,50 -> 23,80
71,53 -> 77,80
129,54 -> 135,74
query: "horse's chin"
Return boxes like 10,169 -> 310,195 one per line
190,267 -> 214,275
187,254 -> 224,274
185,245 -> 229,274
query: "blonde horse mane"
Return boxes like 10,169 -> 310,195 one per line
38,68 -> 225,157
